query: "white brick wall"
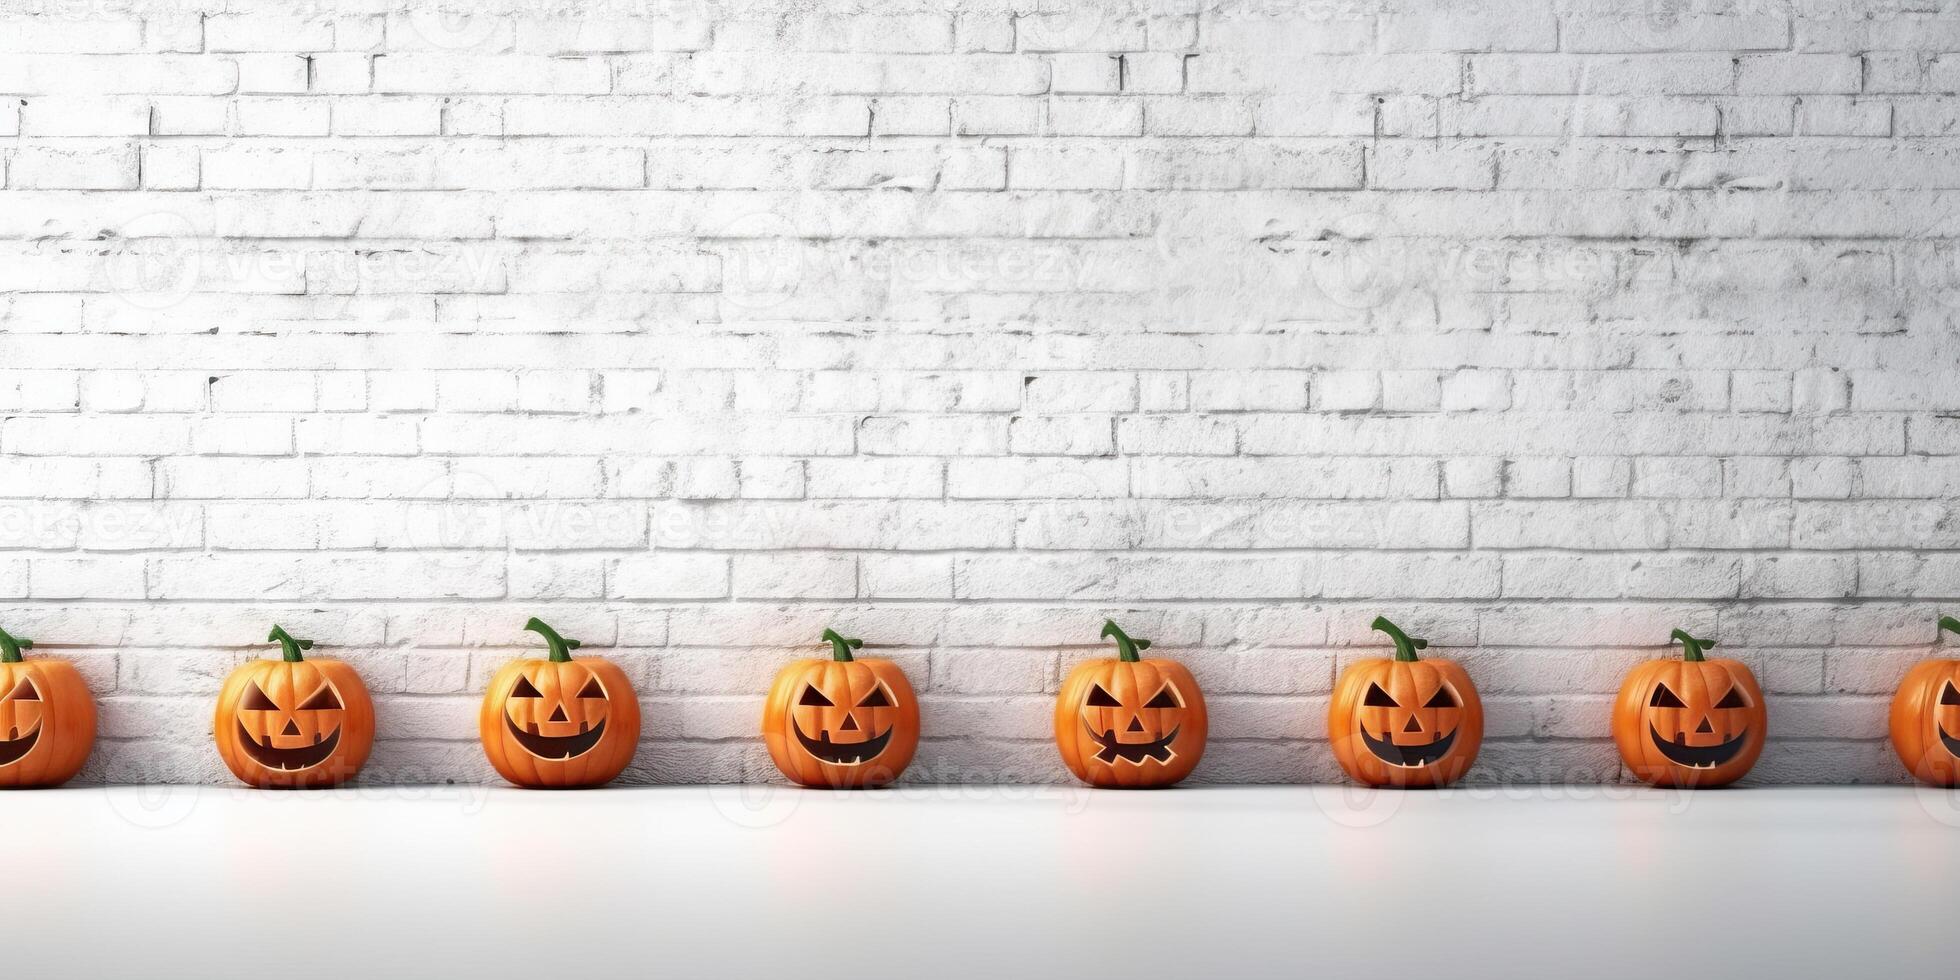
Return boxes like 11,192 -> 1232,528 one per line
0,0 -> 1951,785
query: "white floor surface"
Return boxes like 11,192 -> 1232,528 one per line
10,784 -> 1959,978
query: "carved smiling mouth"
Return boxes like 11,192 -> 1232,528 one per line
1941,724 -> 1960,759
1649,723 -> 1749,769
1083,721 -> 1181,765
1360,726 -> 1458,768
236,720 -> 341,772
505,714 -> 607,761
0,722 -> 41,767
793,718 -> 893,765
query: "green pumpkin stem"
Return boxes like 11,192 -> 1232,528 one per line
1671,628 -> 1715,663
1101,619 -> 1150,663
267,625 -> 313,663
1371,616 -> 1427,662
822,628 -> 862,662
1941,616 -> 1960,639
525,618 -> 581,663
0,627 -> 30,664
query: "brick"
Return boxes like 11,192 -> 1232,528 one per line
953,96 -> 1039,135
1145,97 -> 1254,136
1123,52 -> 1185,94
1256,95 -> 1375,136
1380,12 -> 1558,53
1045,96 -> 1142,136
374,55 -> 610,94
10,143 -> 139,189
609,555 -> 730,599
1051,53 -> 1119,94
732,554 -> 857,599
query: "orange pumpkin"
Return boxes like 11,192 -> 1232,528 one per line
762,629 -> 920,788
480,618 -> 640,788
1329,617 -> 1483,787
215,626 -> 375,789
1613,629 -> 1765,788
0,626 -> 96,788
1889,615 -> 1960,786
1054,620 -> 1207,788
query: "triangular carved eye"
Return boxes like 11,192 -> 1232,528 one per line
798,686 -> 833,707
1086,685 -> 1121,707
1714,688 -> 1749,710
510,676 -> 544,699
10,680 -> 39,702
576,677 -> 606,699
856,686 -> 892,708
1363,683 -> 1398,708
1422,687 -> 1458,709
1143,687 -> 1180,709
242,683 -> 278,711
1941,682 -> 1960,707
1649,684 -> 1686,709
295,686 -> 341,711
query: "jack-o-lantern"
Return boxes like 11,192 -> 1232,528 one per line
1054,620 -> 1207,788
214,626 -> 375,789
479,618 -> 640,788
1889,615 -> 1960,786
762,629 -> 920,788
0,627 -> 96,788
1613,629 -> 1766,788
1329,617 -> 1483,787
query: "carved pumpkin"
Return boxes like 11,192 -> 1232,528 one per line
1329,617 -> 1483,787
1054,620 -> 1207,788
479,618 -> 640,788
1613,629 -> 1766,788
0,626 -> 96,788
214,626 -> 375,789
1889,615 -> 1960,787
762,629 -> 920,788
